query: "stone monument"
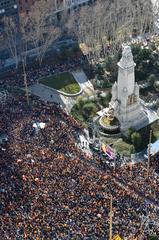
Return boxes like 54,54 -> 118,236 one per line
109,44 -> 148,131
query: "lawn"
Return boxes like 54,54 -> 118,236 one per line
101,137 -> 132,155
39,72 -> 81,94
113,138 -> 132,155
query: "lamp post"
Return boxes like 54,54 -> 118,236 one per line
109,194 -> 113,240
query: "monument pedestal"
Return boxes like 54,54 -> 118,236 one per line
117,101 -> 148,131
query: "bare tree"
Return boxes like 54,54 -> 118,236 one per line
133,0 -> 154,36
153,0 -> 159,14
27,0 -> 60,66
68,0 -> 155,64
67,4 -> 104,63
19,15 -> 30,106
2,14 -> 30,105
3,17 -> 19,69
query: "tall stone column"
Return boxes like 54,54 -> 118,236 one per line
110,45 -> 148,131
117,45 -> 136,107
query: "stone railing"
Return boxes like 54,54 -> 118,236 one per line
39,83 -> 83,97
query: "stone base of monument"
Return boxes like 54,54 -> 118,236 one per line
120,116 -> 148,133
99,115 -> 120,135
118,109 -> 148,130
120,106 -> 159,135
98,104 -> 159,137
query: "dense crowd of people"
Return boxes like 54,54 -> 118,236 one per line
151,153 -> 159,175
92,149 -> 159,206
0,56 -> 85,90
0,91 -> 159,240
113,163 -> 159,206
0,51 -> 158,239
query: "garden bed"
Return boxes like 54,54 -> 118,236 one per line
39,72 -> 81,94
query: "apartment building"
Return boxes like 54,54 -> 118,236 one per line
0,0 -> 18,16
0,0 -> 19,34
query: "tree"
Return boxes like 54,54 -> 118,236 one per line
82,102 -> 97,120
3,17 -> 19,69
68,0 -> 154,64
149,236 -> 158,240
133,0 -> 154,36
2,14 -> 30,105
104,52 -> 120,83
147,74 -> 156,86
19,15 -> 30,106
96,64 -> 105,76
129,145 -> 135,154
2,13 -> 30,105
131,132 -> 142,151
77,97 -> 85,109
106,91 -> 112,102
151,0 -> 159,22
128,127 -> 135,142
28,0 -> 60,66
140,48 -> 152,61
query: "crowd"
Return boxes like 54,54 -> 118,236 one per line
0,91 -> 159,240
91,147 -> 159,206
113,163 -> 159,206
0,52 -> 158,239
0,55 -> 85,89
151,153 -> 159,175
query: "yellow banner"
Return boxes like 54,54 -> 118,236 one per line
101,144 -> 106,153
112,235 -> 122,240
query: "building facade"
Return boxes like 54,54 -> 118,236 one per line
0,0 -> 19,33
0,0 -> 18,17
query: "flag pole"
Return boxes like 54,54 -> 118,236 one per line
147,129 -> 152,177
109,194 -> 113,240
